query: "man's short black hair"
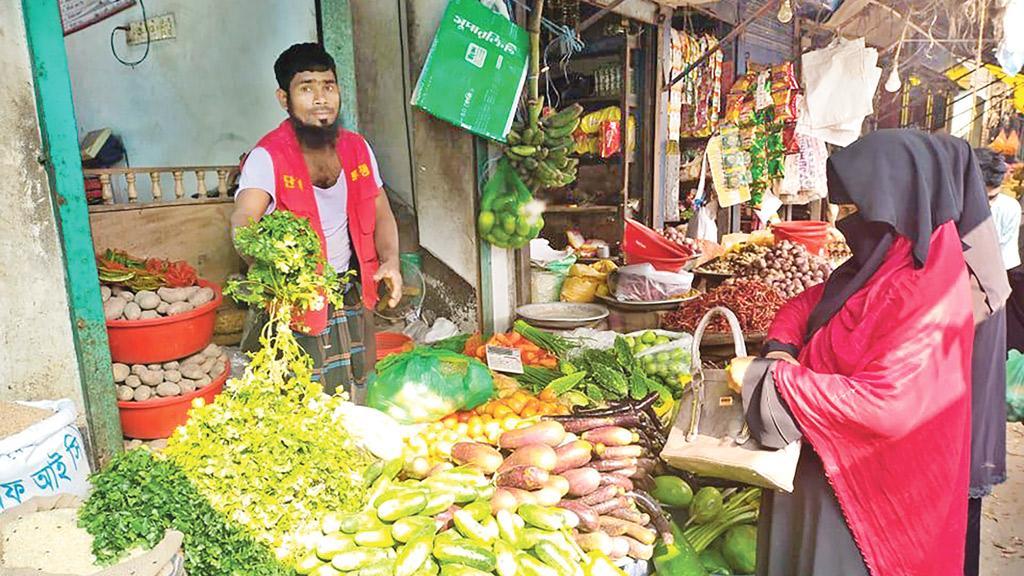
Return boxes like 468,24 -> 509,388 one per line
274,43 -> 336,91
975,147 -> 1009,189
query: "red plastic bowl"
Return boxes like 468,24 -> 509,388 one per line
376,331 -> 413,361
117,360 -> 229,439
106,281 -> 223,364
772,221 -> 830,256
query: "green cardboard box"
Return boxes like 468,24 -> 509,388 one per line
411,0 -> 529,142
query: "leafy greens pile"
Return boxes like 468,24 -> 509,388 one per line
78,449 -> 290,576
164,211 -> 374,560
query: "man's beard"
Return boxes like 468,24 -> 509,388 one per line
289,113 -> 339,149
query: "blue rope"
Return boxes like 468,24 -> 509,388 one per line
505,0 -> 584,55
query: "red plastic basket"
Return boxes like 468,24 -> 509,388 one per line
772,221 -> 830,256
623,219 -> 695,271
376,331 -> 414,361
106,280 -> 223,364
117,359 -> 228,439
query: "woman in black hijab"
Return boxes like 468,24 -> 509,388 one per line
732,130 -> 1009,575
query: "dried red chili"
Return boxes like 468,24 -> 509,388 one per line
662,278 -> 786,333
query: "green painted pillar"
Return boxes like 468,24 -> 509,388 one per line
21,0 -> 122,464
320,0 -> 360,130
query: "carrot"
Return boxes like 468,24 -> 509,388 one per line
539,357 -> 559,369
507,332 -> 522,344
476,345 -> 487,358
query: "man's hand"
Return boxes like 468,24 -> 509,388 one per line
374,259 -> 403,308
726,356 -> 755,394
765,351 -> 799,365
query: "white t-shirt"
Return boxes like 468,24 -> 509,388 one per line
237,146 -> 384,272
990,192 -> 1022,270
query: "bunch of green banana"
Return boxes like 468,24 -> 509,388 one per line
504,101 -> 583,191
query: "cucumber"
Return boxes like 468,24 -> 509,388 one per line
355,526 -> 396,548
395,535 -> 435,576
518,504 -> 566,531
439,565 -> 492,576
534,541 -> 576,576
431,539 -> 496,572
392,515 -> 438,543
377,489 -> 428,522
316,533 -> 355,561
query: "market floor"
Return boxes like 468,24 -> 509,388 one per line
982,422 -> 1024,574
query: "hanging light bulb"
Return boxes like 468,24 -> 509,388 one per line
885,66 -> 903,92
777,0 -> 794,24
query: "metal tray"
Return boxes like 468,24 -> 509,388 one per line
516,302 -> 609,329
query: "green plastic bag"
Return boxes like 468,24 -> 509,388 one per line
1007,350 -> 1024,423
368,348 -> 494,423
478,159 -> 544,249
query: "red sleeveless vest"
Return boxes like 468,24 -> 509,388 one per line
249,120 -> 381,335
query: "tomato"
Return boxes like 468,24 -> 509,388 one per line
538,387 -> 557,403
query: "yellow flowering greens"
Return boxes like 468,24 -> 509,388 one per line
164,211 -> 375,564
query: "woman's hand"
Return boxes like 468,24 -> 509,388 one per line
726,357 -> 755,394
766,351 -> 800,365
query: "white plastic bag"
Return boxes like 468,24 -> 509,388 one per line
800,37 -> 882,146
611,264 -> 694,302
0,400 -> 92,507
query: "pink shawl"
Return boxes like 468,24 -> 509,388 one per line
767,222 -> 973,576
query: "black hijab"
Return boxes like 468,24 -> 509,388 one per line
804,129 -> 1001,340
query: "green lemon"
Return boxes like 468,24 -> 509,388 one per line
478,211 -> 496,234
501,214 -> 517,234
516,217 -> 533,237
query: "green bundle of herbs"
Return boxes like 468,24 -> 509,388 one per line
79,449 -> 291,576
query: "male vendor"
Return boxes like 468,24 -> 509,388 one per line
232,43 -> 402,400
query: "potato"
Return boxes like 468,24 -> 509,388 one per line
103,298 -> 127,321
123,302 -> 142,320
147,364 -> 161,371
131,364 -> 147,375
140,310 -> 159,320
200,357 -> 218,374
136,291 -> 160,310
164,370 -> 182,383
139,369 -> 163,387
156,382 -> 182,397
167,301 -> 195,316
100,285 -> 112,302
116,385 -> 134,401
157,302 -> 171,315
182,352 -> 205,366
179,379 -> 197,394
112,363 -> 130,383
188,287 -> 215,306
133,386 -> 154,402
162,361 -> 180,370
157,286 -> 190,303
208,357 -> 226,375
195,376 -> 212,388
117,290 -> 135,301
180,364 -> 206,380
202,343 -> 222,357
124,375 -> 142,389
